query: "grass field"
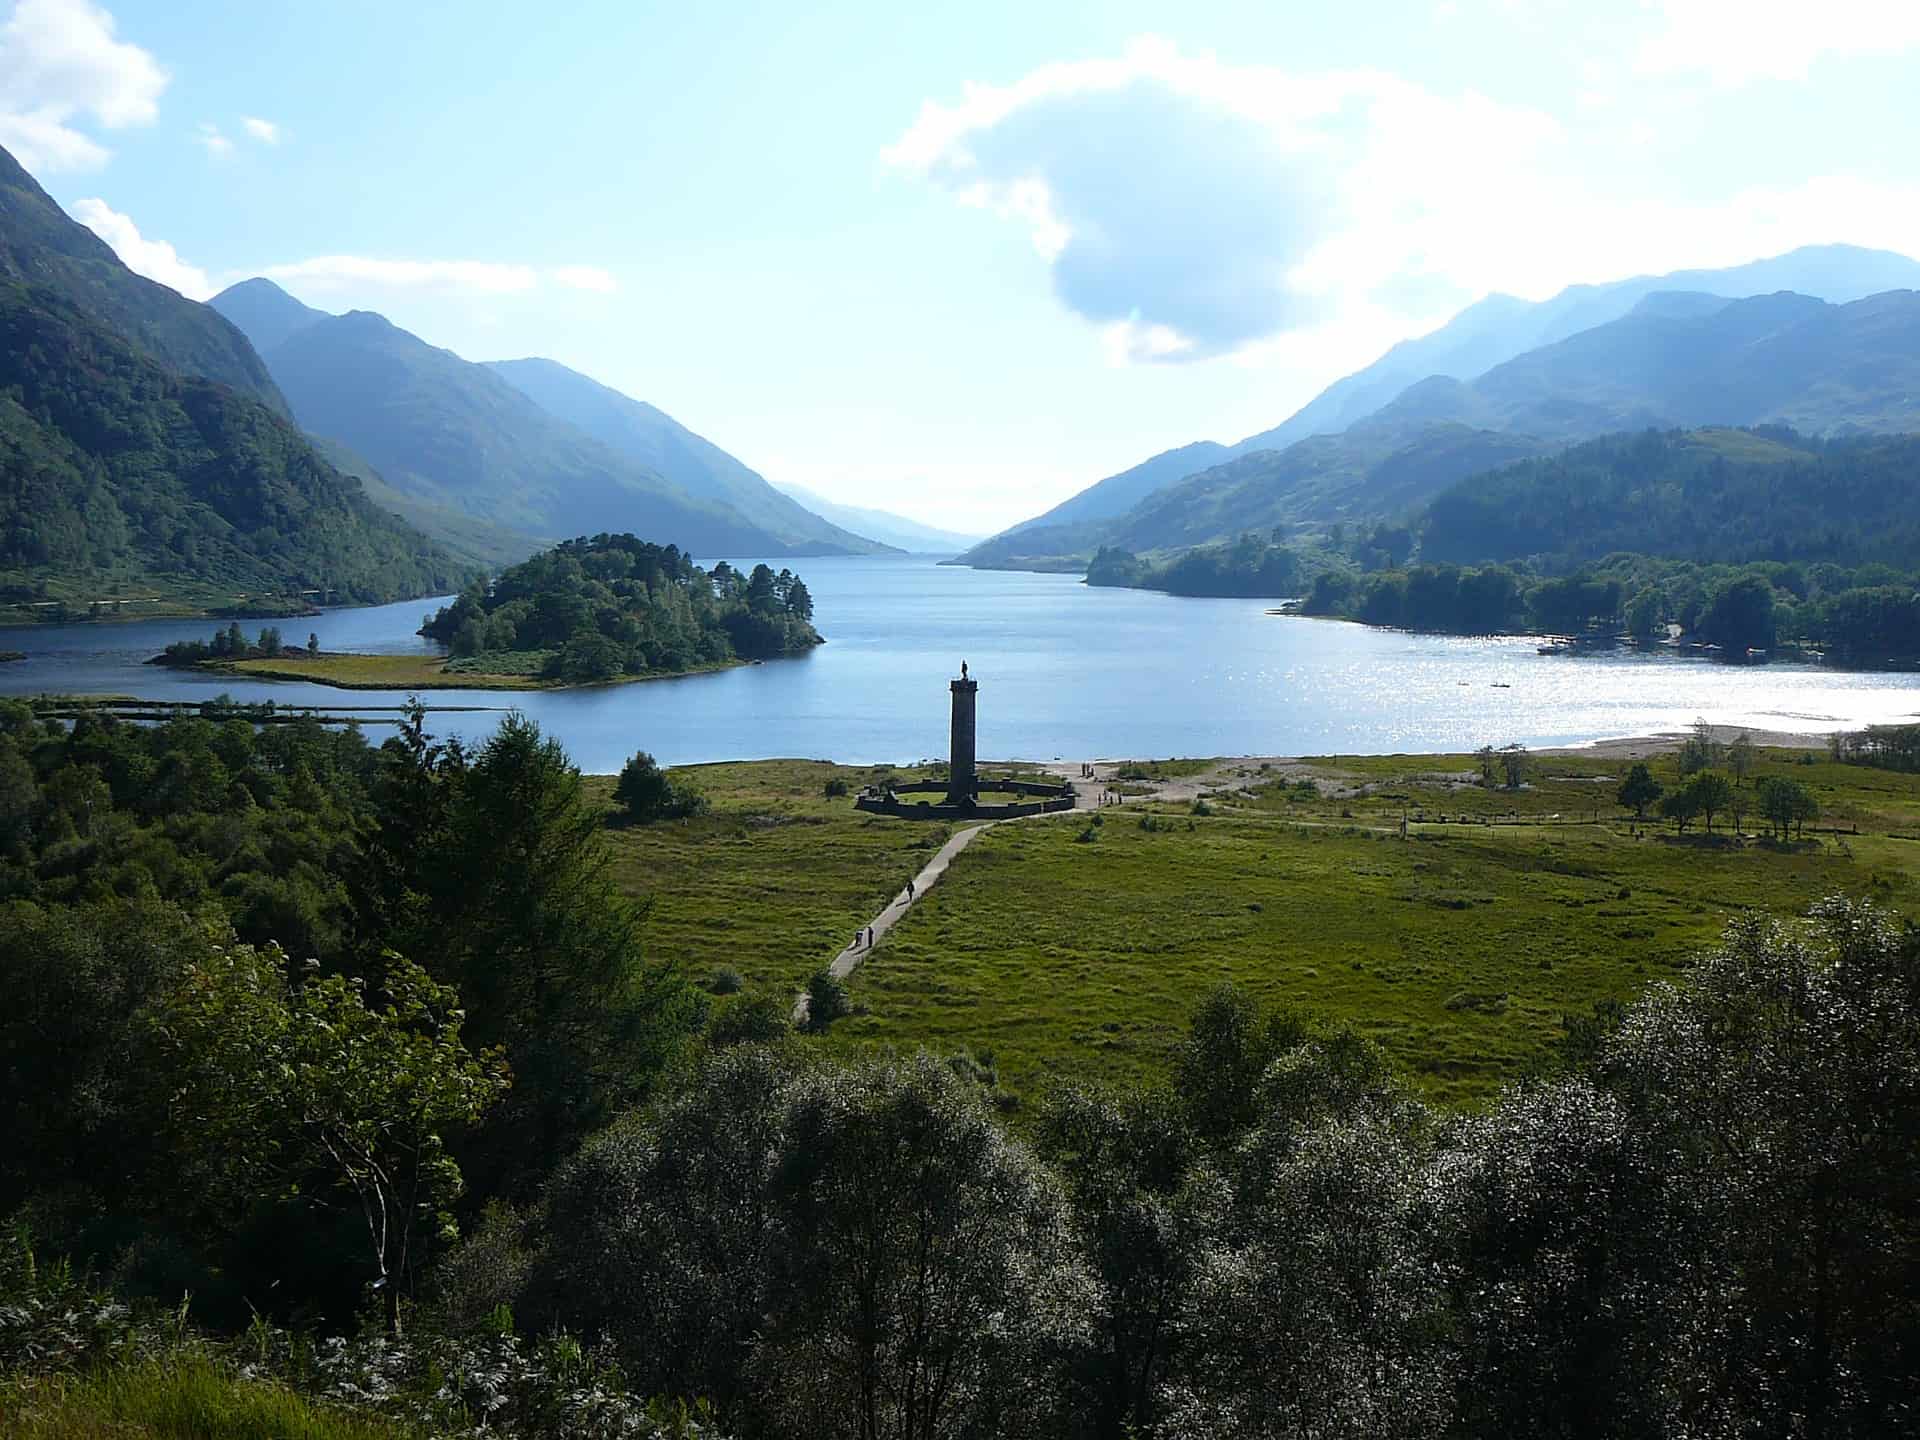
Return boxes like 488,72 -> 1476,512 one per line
599,747 -> 1920,1107
591,760 -> 957,998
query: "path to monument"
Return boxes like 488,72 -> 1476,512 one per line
791,763 -> 1105,1025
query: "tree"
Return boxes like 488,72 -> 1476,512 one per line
360,711 -> 703,1194
1175,983 -> 1308,1144
1687,771 -> 1732,833
614,749 -> 706,823
1499,743 -> 1529,790
1696,574 -> 1776,650
151,941 -> 509,1334
1590,901 -> 1920,1432
1678,717 -> 1721,775
1660,787 -> 1700,833
756,1055 -> 1093,1440
1757,775 -> 1820,840
1728,730 -> 1756,785
1475,745 -> 1498,788
1617,762 -> 1662,819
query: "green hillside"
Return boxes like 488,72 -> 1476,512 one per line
1420,425 -> 1920,569
0,280 -> 466,610
0,146 -> 286,412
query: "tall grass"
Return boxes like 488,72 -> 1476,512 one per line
1,1356 -> 418,1440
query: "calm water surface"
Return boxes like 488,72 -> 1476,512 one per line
4,555 -> 1918,771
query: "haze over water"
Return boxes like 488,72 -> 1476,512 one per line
5,555 -> 1918,772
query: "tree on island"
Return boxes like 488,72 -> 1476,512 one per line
1617,763 -> 1662,818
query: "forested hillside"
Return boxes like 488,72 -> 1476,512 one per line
0,145 -> 285,410
420,532 -> 821,682
0,280 -> 465,606
1420,426 -> 1920,568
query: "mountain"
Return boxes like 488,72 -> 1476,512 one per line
1418,426 -> 1920,571
208,276 -> 326,355
1231,244 -> 1920,456
774,483 -> 981,553
0,278 -> 463,606
484,357 -> 883,552
0,146 -> 286,413
1102,421 -> 1549,554
1365,289 -> 1920,442
210,284 -> 862,558
958,243 -> 1920,569
1083,288 -> 1920,561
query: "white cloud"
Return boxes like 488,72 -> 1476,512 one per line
885,38 -> 1562,363
196,120 -> 230,157
257,256 -> 619,298
1637,0 -> 1920,85
71,196 -> 210,298
551,264 -> 617,293
239,114 -> 278,144
0,0 -> 166,173
260,256 -> 543,294
888,37 -> 1920,368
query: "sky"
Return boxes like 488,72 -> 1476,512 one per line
4,0 -> 1920,534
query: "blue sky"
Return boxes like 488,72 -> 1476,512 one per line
5,0 -> 1919,532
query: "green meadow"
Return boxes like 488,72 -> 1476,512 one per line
596,747 -> 1920,1106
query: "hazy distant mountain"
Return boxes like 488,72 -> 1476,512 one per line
1088,288 -> 1920,558
774,483 -> 981,553
212,281 -> 872,558
958,243 -> 1920,569
210,277 -> 326,355
484,357 -> 883,553
1232,244 -> 1920,456
1367,289 -> 1920,442
0,145 -> 286,413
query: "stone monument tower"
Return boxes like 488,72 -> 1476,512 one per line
947,663 -> 978,807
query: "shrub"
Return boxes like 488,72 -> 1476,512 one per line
823,777 -> 850,798
614,751 -> 708,823
707,966 -> 744,995
803,970 -> 851,1031
709,993 -> 791,1047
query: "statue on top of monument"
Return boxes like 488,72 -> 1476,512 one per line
961,661 -> 968,680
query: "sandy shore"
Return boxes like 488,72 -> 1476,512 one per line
1540,726 -> 1830,760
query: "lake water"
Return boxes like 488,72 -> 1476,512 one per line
4,554 -> 1918,771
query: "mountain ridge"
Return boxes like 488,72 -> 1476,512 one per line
958,243 -> 1920,569
0,146 -> 288,414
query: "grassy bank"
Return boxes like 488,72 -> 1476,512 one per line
597,748 -> 1919,1106
208,653 -> 742,691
